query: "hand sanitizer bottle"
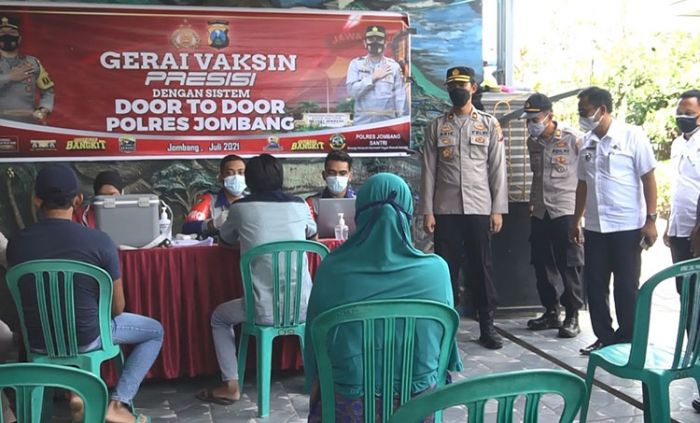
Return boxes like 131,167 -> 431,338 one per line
334,212 -> 349,241
159,206 -> 172,240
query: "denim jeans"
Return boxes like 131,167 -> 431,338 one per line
211,299 -> 246,381
110,313 -> 164,403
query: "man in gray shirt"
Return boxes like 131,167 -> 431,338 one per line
0,16 -> 54,123
198,154 -> 317,405
522,93 -> 584,338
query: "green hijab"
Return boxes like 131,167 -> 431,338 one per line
303,173 -> 463,398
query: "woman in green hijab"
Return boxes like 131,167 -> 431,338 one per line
304,173 -> 463,422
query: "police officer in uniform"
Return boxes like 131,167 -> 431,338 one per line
522,93 -> 584,338
346,25 -> 406,126
420,66 -> 508,349
571,86 -> 658,355
0,16 -> 54,123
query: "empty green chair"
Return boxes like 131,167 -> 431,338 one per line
237,240 -> 329,417
581,258 -> 700,422
389,369 -> 586,423
0,362 -> 108,423
5,259 -> 123,375
309,299 -> 460,423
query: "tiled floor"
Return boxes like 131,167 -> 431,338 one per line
47,310 -> 700,422
42,232 -> 700,422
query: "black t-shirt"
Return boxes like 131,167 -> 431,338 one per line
7,218 -> 120,349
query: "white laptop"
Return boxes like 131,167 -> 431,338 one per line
317,198 -> 356,239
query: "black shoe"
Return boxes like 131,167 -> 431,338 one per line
558,314 -> 581,338
693,398 -> 700,412
527,310 -> 561,330
579,339 -> 604,356
478,311 -> 504,350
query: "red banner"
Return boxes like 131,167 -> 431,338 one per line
0,3 -> 411,161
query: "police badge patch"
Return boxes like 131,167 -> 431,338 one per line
440,146 -> 454,161
171,20 -> 200,49
208,20 -> 230,49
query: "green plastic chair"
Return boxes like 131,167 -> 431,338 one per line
237,240 -> 329,417
309,299 -> 460,423
388,369 -> 586,423
581,258 -> 700,422
0,362 -> 108,423
5,259 -> 123,375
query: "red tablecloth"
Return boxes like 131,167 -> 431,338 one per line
104,240 -> 342,384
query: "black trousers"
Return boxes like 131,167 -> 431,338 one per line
434,215 -> 498,312
530,213 -> 584,314
584,229 -> 641,345
669,236 -> 693,293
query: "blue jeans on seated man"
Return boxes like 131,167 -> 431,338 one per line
80,312 -> 164,403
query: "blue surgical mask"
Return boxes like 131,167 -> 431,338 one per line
224,174 -> 246,196
326,175 -> 349,195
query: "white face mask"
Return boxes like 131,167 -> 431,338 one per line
326,175 -> 349,195
223,174 -> 246,196
579,108 -> 602,132
527,114 -> 549,138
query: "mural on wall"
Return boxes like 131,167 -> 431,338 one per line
0,0 -> 483,252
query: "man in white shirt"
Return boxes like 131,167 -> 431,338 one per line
570,87 -> 658,355
663,89 -> 700,412
664,89 -> 700,271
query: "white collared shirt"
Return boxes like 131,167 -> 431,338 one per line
577,120 -> 656,233
668,131 -> 700,237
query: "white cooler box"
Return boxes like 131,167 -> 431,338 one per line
93,194 -> 160,248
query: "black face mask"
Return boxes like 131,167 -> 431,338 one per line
366,42 -> 384,55
0,34 -> 18,52
676,115 -> 699,135
448,88 -> 471,108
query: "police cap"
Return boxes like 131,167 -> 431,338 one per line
0,16 -> 19,31
445,66 -> 474,84
520,93 -> 553,119
365,26 -> 385,38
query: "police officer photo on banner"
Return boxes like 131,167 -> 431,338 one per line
521,93 -> 585,339
0,15 -> 54,124
346,25 -> 408,126
420,66 -> 508,350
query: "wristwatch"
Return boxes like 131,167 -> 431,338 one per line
646,213 -> 657,222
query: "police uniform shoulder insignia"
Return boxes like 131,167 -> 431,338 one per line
447,113 -> 455,120
471,111 -> 478,119
555,129 -> 562,138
